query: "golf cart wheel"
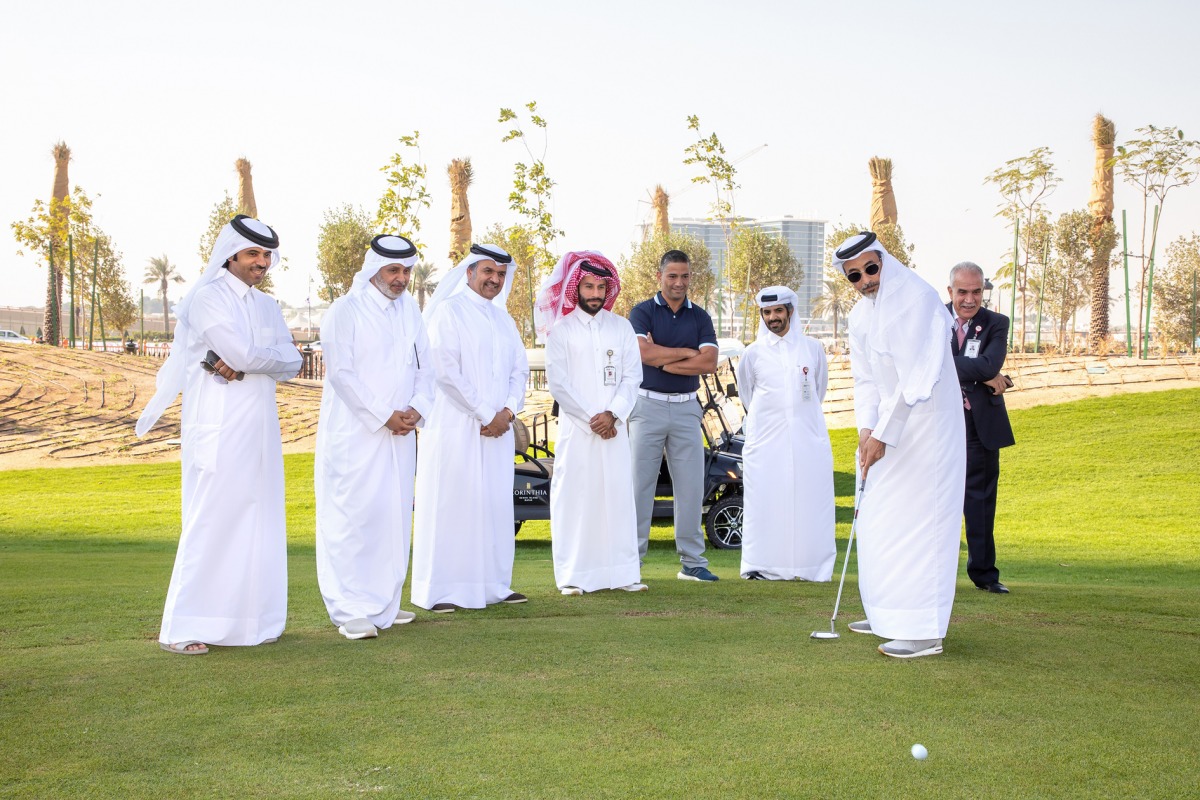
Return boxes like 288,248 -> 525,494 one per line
705,494 -> 743,550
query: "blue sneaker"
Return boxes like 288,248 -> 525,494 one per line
678,566 -> 719,582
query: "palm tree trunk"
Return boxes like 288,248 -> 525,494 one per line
868,156 -> 897,230
44,142 -> 71,345
653,185 -> 670,235
236,158 -> 257,218
448,158 -> 473,262
160,278 -> 170,334
1088,115 -> 1116,351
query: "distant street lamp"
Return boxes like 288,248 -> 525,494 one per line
983,278 -> 995,309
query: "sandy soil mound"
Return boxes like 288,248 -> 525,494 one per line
1,344 -> 1195,470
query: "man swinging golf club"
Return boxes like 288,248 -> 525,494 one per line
836,232 -> 966,659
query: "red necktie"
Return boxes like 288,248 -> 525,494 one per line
957,318 -> 970,410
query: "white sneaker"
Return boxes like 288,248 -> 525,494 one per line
560,586 -> 583,596
338,618 -> 378,640
617,583 -> 648,592
394,610 -> 416,625
847,620 -> 873,635
878,638 -> 943,658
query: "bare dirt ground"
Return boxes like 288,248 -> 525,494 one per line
1,343 -> 1196,471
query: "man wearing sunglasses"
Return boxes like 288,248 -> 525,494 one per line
837,232 -> 966,659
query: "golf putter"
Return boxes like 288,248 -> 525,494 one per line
811,476 -> 866,640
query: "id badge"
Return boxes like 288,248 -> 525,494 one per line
603,349 -> 617,386
801,366 -> 812,401
965,339 -> 981,358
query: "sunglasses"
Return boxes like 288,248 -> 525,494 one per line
845,262 -> 881,283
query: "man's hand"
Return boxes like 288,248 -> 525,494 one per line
639,332 -> 700,367
858,428 -> 886,477
589,410 -> 617,438
386,408 -> 422,436
481,408 -> 514,438
984,374 -> 1013,395
212,358 -> 240,382
385,410 -> 415,435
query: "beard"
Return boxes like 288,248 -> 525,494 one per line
371,276 -> 407,300
579,297 -> 604,316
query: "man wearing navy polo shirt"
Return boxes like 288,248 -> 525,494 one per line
628,250 -> 720,581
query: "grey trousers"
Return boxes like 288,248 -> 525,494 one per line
628,394 -> 708,568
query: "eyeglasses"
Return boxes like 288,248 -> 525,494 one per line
845,262 -> 881,283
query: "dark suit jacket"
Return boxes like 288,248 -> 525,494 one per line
948,304 -> 1016,451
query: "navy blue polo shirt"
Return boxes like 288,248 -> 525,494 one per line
629,292 -> 717,393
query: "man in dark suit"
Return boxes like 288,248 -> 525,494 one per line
947,262 -> 1016,594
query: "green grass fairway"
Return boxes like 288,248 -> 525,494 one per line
2,390 -> 1198,798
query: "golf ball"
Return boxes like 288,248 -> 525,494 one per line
911,744 -> 928,760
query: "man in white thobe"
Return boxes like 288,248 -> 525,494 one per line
735,286 -> 836,582
315,235 -> 434,640
536,252 -> 645,595
837,232 -> 966,659
411,244 -> 530,613
136,215 -> 302,655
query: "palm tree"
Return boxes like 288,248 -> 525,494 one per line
868,156 -> 897,230
1087,114 -> 1117,351
236,157 -> 257,218
411,262 -> 437,310
143,255 -> 184,334
810,265 -> 858,348
45,141 -> 72,345
652,185 -> 670,235
447,158 -> 473,262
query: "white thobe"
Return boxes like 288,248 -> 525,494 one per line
160,269 -> 301,646
736,329 -> 836,581
315,287 -> 433,628
411,288 -> 529,609
545,309 -> 643,592
848,280 -> 966,641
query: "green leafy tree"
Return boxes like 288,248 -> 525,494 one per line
683,115 -> 741,326
499,102 -> 564,346
985,147 -> 1061,349
376,131 -> 431,244
1109,125 -> 1200,356
316,204 -> 373,301
614,231 -> 714,320
13,186 -> 135,345
1154,235 -> 1200,351
96,235 -> 138,336
1041,210 -> 1103,347
11,181 -> 95,345
1020,213 -> 1054,345
66,230 -> 138,345
724,227 -> 801,338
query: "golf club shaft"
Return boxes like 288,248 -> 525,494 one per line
829,478 -> 866,627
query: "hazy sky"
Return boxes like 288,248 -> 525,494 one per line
3,0 -> 1199,314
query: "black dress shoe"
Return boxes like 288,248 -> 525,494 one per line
977,582 -> 1010,594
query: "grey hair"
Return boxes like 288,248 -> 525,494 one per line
949,261 -> 985,285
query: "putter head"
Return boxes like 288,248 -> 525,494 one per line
810,631 -> 839,640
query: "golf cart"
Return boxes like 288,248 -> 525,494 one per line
512,340 -> 747,549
